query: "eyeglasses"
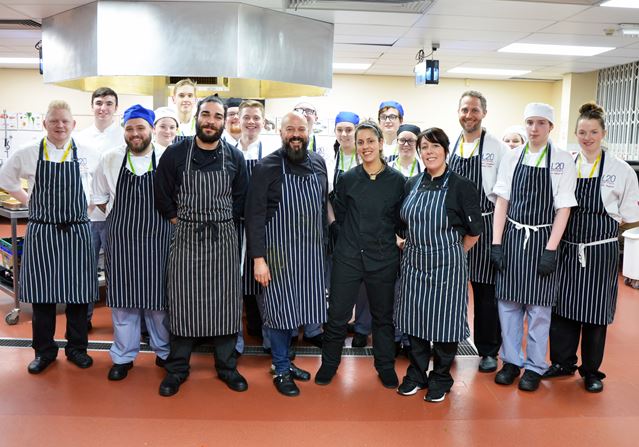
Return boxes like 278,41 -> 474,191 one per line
294,107 -> 316,116
398,138 -> 416,145
380,114 -> 399,122
227,112 -> 238,118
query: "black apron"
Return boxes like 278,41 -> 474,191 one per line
554,151 -> 618,325
20,138 -> 98,304
495,144 -> 556,306
105,149 -> 173,310
167,139 -> 241,336
237,142 -> 262,296
449,130 -> 495,284
396,171 -> 469,342
262,156 -> 326,330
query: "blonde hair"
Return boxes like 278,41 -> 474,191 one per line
173,78 -> 197,96
239,99 -> 265,116
46,100 -> 72,119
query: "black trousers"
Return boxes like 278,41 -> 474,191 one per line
321,257 -> 397,373
549,312 -> 607,378
244,294 -> 263,337
164,333 -> 238,381
32,303 -> 89,360
405,335 -> 458,394
471,281 -> 501,357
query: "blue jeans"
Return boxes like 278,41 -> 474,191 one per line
88,221 -> 107,321
270,328 -> 293,375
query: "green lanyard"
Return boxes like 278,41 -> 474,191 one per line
309,135 -> 315,152
523,142 -> 548,167
339,148 -> 356,171
127,150 -> 153,175
577,152 -> 601,178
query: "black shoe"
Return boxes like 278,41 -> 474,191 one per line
108,362 -> 133,381
274,373 -> 300,396
378,369 -> 399,388
585,376 -> 604,393
290,363 -> 311,381
351,333 -> 368,348
67,351 -> 93,369
219,370 -> 248,392
27,356 -> 55,374
495,363 -> 520,385
425,389 -> 448,403
159,374 -> 184,397
543,363 -> 575,378
478,356 -> 498,373
518,369 -> 542,391
155,356 -> 166,367
303,333 -> 323,348
314,364 -> 336,385
397,377 -> 427,396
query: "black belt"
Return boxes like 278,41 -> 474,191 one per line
29,219 -> 89,232
178,217 -> 232,242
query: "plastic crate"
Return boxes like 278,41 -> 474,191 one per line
0,237 -> 23,257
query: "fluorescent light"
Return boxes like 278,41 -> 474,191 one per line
333,62 -> 370,70
601,0 -> 639,8
448,67 -> 531,77
499,43 -> 614,56
620,23 -> 639,35
0,57 -> 39,64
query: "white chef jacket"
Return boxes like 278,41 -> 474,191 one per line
0,137 -> 100,206
74,121 -> 125,221
451,131 -> 509,203
92,144 -> 166,215
493,143 -> 578,210
222,130 -> 239,147
177,116 -> 196,137
237,138 -> 277,161
572,150 -> 639,223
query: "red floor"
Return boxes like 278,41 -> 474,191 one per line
2,219 -> 639,445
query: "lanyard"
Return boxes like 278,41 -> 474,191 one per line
127,150 -> 153,175
43,138 -> 72,162
577,152 -> 601,179
309,135 -> 315,152
339,148 -> 356,171
459,136 -> 479,158
523,142 -> 548,168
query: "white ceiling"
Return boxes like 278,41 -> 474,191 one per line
1,0 -> 639,80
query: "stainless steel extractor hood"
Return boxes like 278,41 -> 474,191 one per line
42,1 -> 334,98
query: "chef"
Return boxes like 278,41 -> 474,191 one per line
245,111 -> 328,397
152,106 -> 179,151
378,100 -> 404,162
154,95 -> 249,397
491,103 -> 577,392
93,105 -> 173,381
222,97 -> 242,146
448,91 -> 508,374
389,124 -> 422,178
172,78 -> 198,137
544,102 -> 639,393
0,100 -> 100,374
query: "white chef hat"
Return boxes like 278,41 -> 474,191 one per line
502,125 -> 527,141
523,102 -> 554,124
153,107 -> 179,127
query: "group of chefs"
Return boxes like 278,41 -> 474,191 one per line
0,79 -> 638,403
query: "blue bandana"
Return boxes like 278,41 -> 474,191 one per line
378,100 -> 404,117
335,111 -> 360,125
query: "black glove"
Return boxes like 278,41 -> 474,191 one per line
537,249 -> 558,277
490,244 -> 505,272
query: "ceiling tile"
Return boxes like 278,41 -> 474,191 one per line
428,0 -> 590,21
334,24 -> 410,38
334,35 -> 397,45
413,14 -> 554,33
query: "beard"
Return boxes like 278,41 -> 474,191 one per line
126,133 -> 153,154
283,136 -> 309,163
460,119 -> 481,134
196,121 -> 224,143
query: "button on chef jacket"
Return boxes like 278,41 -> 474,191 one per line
244,147 -> 328,259
153,138 -> 248,222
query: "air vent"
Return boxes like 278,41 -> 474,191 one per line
287,0 -> 433,14
168,76 -> 230,92
0,20 -> 41,30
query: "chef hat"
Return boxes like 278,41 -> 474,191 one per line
502,125 -> 527,141
397,124 -> 421,137
153,107 -> 179,127
523,102 -> 554,124
378,100 -> 404,117
225,97 -> 243,108
123,104 -> 155,127
335,111 -> 360,126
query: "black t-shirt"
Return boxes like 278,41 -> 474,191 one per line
404,166 -> 484,237
153,137 -> 248,222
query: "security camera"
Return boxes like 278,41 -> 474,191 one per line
432,42 -> 440,51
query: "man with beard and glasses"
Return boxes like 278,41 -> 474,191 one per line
448,91 -> 508,374
92,105 -> 173,381
222,97 -> 243,146
244,112 -> 328,397
154,95 -> 249,397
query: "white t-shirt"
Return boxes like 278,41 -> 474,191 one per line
0,137 -> 100,207
383,140 -> 398,160
493,143 -> 578,210
450,131 -> 509,203
92,144 -> 166,215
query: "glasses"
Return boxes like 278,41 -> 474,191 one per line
380,114 -> 399,122
398,138 -> 416,146
227,112 -> 238,118
294,107 -> 316,116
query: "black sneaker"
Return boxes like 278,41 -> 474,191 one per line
378,369 -> 399,388
397,378 -> 427,396
424,389 -> 447,403
274,373 -> 299,397
543,363 -> 575,378
495,363 -> 520,385
518,369 -> 542,392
